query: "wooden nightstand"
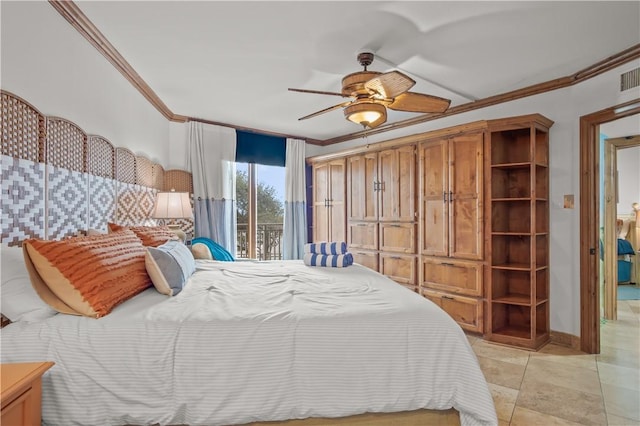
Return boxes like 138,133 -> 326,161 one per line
1,362 -> 54,426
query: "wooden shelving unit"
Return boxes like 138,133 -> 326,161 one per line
486,115 -> 553,350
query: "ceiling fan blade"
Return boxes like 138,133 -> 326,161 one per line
298,101 -> 353,121
364,71 -> 415,99
288,88 -> 350,98
388,92 -> 451,114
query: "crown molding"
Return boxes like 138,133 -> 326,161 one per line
48,0 -> 175,121
49,1 -> 640,146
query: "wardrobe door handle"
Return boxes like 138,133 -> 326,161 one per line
443,192 -> 448,203
441,295 -> 454,300
449,191 -> 453,202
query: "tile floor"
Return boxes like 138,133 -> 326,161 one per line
468,299 -> 640,426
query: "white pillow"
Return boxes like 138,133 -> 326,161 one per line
1,245 -> 57,322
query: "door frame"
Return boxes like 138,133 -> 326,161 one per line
580,98 -> 640,354
602,137 -> 618,320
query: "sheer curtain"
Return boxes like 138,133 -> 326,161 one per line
187,121 -> 237,255
282,138 -> 307,260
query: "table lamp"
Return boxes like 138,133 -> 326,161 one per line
152,190 -> 193,243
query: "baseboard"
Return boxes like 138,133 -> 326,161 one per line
550,330 -> 581,351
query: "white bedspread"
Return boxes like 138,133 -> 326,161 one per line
1,260 -> 497,426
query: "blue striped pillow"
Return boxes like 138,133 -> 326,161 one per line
303,253 -> 353,268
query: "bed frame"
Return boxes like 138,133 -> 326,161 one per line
248,408 -> 460,425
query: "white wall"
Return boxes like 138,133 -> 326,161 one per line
0,1 -> 170,165
309,60 -> 640,337
168,122 -> 188,170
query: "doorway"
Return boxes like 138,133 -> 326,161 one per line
580,98 -> 640,354
601,135 -> 640,321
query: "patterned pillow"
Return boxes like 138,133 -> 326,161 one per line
145,240 -> 196,296
23,229 -> 152,318
108,223 -> 178,247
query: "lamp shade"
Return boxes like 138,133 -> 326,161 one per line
153,191 -> 193,219
344,102 -> 387,128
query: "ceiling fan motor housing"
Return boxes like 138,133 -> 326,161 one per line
342,71 -> 381,97
357,51 -> 375,68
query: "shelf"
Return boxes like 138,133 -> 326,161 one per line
491,235 -> 531,266
490,303 -> 532,339
492,232 -> 531,236
491,325 -> 532,340
491,263 -> 549,271
492,263 -> 531,271
491,202 -> 532,233
491,162 -> 531,169
491,167 -> 531,198
492,295 -> 531,306
492,197 -> 530,202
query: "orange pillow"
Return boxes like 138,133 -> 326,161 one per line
108,223 -> 178,247
23,229 -> 151,318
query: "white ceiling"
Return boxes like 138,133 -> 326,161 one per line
75,1 -> 640,142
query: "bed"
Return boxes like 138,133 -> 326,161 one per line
1,90 -> 495,425
1,246 -> 496,426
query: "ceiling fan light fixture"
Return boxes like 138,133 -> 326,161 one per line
290,52 -> 450,128
344,102 -> 385,127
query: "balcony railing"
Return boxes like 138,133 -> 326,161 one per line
236,223 -> 283,260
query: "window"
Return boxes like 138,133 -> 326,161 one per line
236,163 -> 285,260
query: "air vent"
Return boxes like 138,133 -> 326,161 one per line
620,67 -> 640,92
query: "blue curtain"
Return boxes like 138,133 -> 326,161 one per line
283,138 -> 307,260
236,131 -> 286,166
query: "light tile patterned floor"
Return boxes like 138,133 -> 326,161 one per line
469,299 -> 640,425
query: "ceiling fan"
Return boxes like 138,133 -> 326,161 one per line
289,52 -> 451,129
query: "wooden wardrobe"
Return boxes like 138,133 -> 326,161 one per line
307,114 -> 553,349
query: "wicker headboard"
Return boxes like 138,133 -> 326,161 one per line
1,90 -> 194,246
